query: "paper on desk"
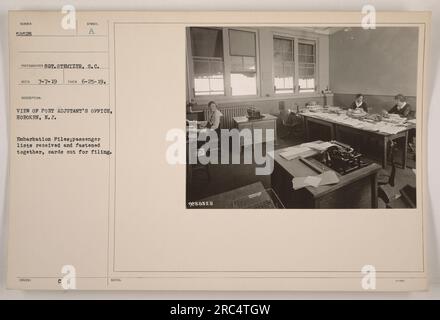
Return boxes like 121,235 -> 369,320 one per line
304,176 -> 322,187
292,170 -> 340,190
319,170 -> 340,186
300,141 -> 335,151
280,146 -> 311,160
292,177 -> 308,190
234,116 -> 248,123
378,125 -> 405,135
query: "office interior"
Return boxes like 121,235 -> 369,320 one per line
186,26 -> 418,209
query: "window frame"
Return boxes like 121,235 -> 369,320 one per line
298,39 -> 318,93
272,32 -> 319,97
187,27 -> 226,98
227,28 -> 259,97
187,27 -> 260,100
273,35 -> 296,95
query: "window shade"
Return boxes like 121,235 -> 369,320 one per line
229,29 -> 256,57
190,27 -> 223,58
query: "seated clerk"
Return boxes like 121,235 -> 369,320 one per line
201,101 -> 223,150
349,93 -> 369,112
387,94 -> 412,117
386,94 -> 415,153
205,101 -> 223,132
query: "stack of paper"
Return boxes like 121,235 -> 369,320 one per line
292,170 -> 340,190
279,146 -> 312,160
378,125 -> 405,135
234,116 -> 248,123
300,141 -> 336,151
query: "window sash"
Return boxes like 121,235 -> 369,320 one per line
298,41 -> 316,92
273,37 -> 295,93
189,27 -> 259,98
190,27 -> 226,96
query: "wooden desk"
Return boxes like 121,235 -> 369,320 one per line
271,144 -> 382,208
233,114 -> 277,146
302,113 -> 415,168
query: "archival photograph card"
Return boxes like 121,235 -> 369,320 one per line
7,11 -> 430,291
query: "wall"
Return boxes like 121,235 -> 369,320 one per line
329,27 -> 419,113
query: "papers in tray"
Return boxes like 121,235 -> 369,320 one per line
292,170 -> 340,190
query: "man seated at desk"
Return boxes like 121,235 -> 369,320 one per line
349,93 -> 369,113
385,94 -> 412,118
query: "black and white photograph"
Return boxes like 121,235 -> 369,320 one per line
186,26 -> 418,209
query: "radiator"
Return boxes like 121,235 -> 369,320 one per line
204,105 -> 250,129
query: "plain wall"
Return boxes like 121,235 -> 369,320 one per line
329,27 -> 419,113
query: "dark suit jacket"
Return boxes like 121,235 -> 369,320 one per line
349,101 -> 369,113
388,103 -> 412,117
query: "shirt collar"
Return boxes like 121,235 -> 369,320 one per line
397,102 -> 407,110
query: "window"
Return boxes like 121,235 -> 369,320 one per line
298,41 -> 316,93
228,29 -> 257,96
273,37 -> 294,94
272,36 -> 317,95
190,27 -> 225,96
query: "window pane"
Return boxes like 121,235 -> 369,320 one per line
229,30 -> 257,96
274,37 -> 295,93
230,56 -> 243,71
231,73 -> 257,96
229,29 -> 256,57
190,27 -> 223,58
194,78 -> 210,95
274,38 -> 293,58
243,56 -> 256,71
299,77 -> 315,92
193,59 -> 210,75
298,42 -> 316,92
190,28 -> 225,96
231,56 -> 256,72
210,60 -> 224,75
194,75 -> 224,96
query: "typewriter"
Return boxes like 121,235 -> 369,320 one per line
247,107 -> 263,120
314,141 -> 370,175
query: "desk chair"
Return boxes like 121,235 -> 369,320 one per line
186,141 -> 213,186
378,141 -> 396,187
378,184 -> 416,208
377,142 -> 398,208
277,103 -> 303,139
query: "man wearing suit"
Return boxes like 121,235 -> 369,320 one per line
387,94 -> 412,117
